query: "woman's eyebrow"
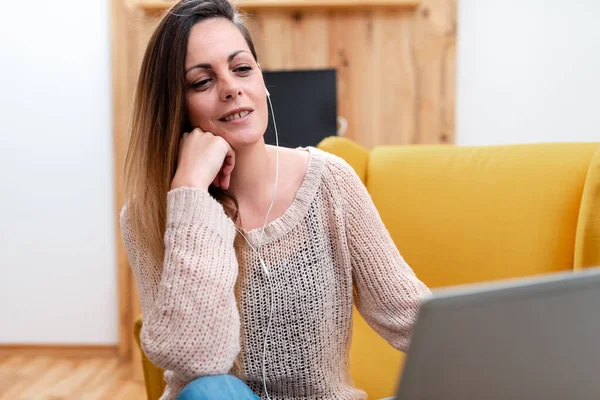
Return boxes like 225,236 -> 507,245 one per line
185,50 -> 250,74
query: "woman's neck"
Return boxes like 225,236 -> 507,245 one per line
228,141 -> 275,205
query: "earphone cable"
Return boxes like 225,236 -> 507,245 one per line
234,91 -> 279,400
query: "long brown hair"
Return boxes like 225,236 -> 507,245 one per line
123,0 -> 258,265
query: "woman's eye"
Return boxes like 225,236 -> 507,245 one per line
191,79 -> 211,89
235,66 -> 252,73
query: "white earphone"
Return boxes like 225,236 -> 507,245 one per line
234,85 -> 277,400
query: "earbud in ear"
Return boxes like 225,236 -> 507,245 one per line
265,87 -> 270,97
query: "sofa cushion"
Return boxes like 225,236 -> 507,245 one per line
367,142 -> 599,288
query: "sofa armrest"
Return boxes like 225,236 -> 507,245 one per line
134,314 -> 167,400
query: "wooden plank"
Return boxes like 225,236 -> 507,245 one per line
329,11 -> 375,147
113,380 -> 149,400
111,0 -> 133,364
78,358 -> 124,399
111,0 -> 146,382
43,359 -> 108,398
136,0 -> 420,14
289,12 -> 330,69
247,11 -> 329,70
371,9 -> 417,145
0,354 -> 146,400
442,2 -> 456,144
0,356 -> 28,391
0,356 -> 55,400
0,345 -> 118,358
18,359 -> 75,398
248,11 -> 295,69
412,0 -> 456,144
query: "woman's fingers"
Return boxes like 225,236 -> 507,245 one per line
219,149 -> 235,190
171,127 -> 236,191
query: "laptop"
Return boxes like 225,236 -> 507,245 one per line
394,267 -> 600,400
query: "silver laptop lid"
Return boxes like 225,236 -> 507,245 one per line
395,268 -> 600,400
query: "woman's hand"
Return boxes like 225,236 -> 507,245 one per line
171,128 -> 236,191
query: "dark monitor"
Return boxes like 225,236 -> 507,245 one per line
263,69 -> 338,149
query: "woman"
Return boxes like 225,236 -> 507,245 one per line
120,0 -> 431,399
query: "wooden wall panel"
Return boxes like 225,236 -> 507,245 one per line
248,10 -> 417,147
371,10 -> 417,145
236,4 -> 455,147
111,0 -> 456,382
330,12 -> 374,146
110,0 -> 133,365
247,11 -> 331,69
413,0 -> 457,144
111,0 -> 151,382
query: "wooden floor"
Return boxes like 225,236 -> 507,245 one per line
0,354 -> 146,400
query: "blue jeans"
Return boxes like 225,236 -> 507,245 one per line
177,375 -> 260,400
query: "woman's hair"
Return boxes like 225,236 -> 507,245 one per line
123,0 -> 258,264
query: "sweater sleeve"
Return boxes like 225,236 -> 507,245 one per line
329,156 -> 432,352
120,188 -> 240,380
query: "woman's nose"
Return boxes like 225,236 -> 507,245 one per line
220,80 -> 242,101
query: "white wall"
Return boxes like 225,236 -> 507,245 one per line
0,1 -> 117,344
456,0 -> 600,145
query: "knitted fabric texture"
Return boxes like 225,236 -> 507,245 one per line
120,147 -> 431,400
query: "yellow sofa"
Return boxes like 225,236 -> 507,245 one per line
134,137 -> 600,400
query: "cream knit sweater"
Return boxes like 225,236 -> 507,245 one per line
120,147 -> 431,400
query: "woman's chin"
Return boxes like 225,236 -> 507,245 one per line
221,128 -> 265,149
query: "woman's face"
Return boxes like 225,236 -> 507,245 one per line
184,18 -> 268,150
